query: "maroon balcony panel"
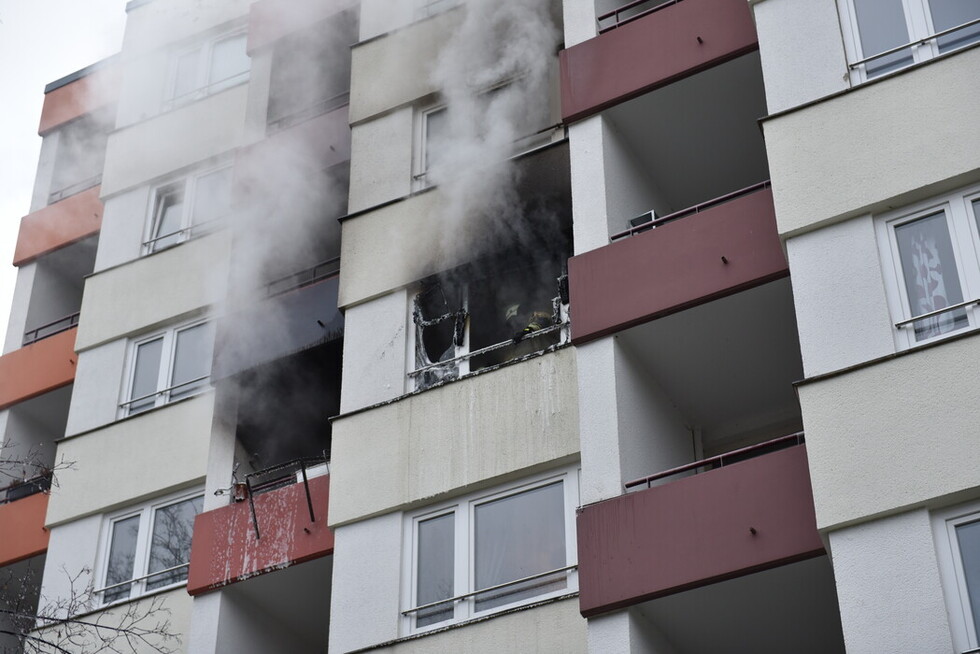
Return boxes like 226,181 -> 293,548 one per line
577,445 -> 824,617
187,475 -> 333,595
568,187 -> 786,345
560,0 -> 759,123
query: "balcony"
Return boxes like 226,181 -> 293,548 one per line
0,487 -> 49,566
577,439 -> 824,617
0,328 -> 76,411
560,0 -> 759,122
39,60 -> 118,135
187,463 -> 332,595
568,183 -> 785,344
13,186 -> 103,266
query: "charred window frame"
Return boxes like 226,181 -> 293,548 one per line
410,259 -> 570,391
266,9 -> 357,132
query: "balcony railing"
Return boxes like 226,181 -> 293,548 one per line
244,455 -> 329,540
597,0 -> 683,33
22,312 -> 80,346
624,432 -> 805,490
610,180 -> 772,242
0,472 -> 53,505
266,257 -> 340,297
849,16 -> 980,70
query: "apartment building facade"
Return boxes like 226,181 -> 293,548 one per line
1,0 -> 978,653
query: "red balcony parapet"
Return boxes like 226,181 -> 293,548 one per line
14,186 -> 103,266
0,328 -> 77,411
39,66 -> 118,136
568,184 -> 786,344
560,0 -> 759,123
187,474 -> 333,595
0,492 -> 50,566
576,444 -> 824,617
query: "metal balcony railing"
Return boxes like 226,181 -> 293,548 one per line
597,0 -> 682,33
0,471 -> 53,505
610,180 -> 771,242
266,257 -> 340,297
849,17 -> 980,70
244,454 -> 329,540
624,432 -> 805,490
22,312 -> 80,346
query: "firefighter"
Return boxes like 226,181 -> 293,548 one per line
506,303 -> 553,344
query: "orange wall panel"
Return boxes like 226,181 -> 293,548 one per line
0,328 -> 77,411
13,186 -> 103,266
0,493 -> 50,566
38,67 -> 118,135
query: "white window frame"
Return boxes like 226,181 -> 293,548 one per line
876,184 -> 980,350
839,0 -> 980,84
412,104 -> 448,192
400,467 -> 580,635
933,501 -> 980,653
142,163 -> 232,255
119,318 -> 213,418
163,30 -> 250,111
95,488 -> 204,606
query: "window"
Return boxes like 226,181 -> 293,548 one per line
877,185 -> 980,349
267,11 -> 356,131
98,491 -> 204,605
164,32 -> 250,110
840,0 -> 980,82
934,502 -> 980,652
143,165 -> 232,253
122,320 -> 214,417
403,468 -> 579,633
410,257 -> 569,390
48,110 -> 112,204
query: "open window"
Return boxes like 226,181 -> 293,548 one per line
144,165 -> 232,254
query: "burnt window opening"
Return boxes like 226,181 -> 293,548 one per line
233,341 -> 341,476
412,252 -> 570,391
267,9 -> 358,132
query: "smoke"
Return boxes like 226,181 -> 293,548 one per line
426,0 -> 562,262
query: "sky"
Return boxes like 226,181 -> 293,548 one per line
0,0 -> 127,341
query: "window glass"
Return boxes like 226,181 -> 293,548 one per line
146,496 -> 203,590
416,513 -> 455,627
424,108 -> 449,175
130,338 -> 164,415
956,519 -> 980,638
104,515 -> 140,603
171,323 -> 213,401
930,0 -> 980,52
895,211 -> 968,341
473,481 -> 566,612
173,49 -> 200,101
208,34 -> 250,90
150,186 -> 185,252
852,0 -> 914,76
191,168 -> 232,227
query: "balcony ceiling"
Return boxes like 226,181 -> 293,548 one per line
605,51 -> 769,212
636,556 -> 845,653
618,277 -> 803,450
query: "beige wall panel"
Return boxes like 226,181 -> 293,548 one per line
371,598 -> 586,654
123,0 -> 251,54
349,10 -> 458,124
348,108 -> 414,212
800,334 -> 980,531
102,85 -> 248,197
330,348 -> 580,525
764,47 -> 980,238
76,232 -> 229,351
47,394 -> 213,526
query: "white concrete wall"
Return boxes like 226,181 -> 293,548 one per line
93,186 -> 153,272
188,588 -> 316,654
568,117 -> 608,255
122,0 -> 251,56
764,46 -> 980,238
75,232 -> 228,351
828,510 -> 953,654
30,133 -> 59,212
348,107 -> 414,212
785,216 -> 895,377
358,0 -> 417,41
562,0 -> 596,48
586,610 -> 680,654
799,333 -> 980,531
749,0 -> 849,114
3,264 -> 36,354
329,513 -> 404,651
102,84 -> 248,197
576,337 -> 693,506
330,347 -> 580,525
339,289 -> 410,412
65,340 -> 128,436
47,393 -> 213,526
601,117 -> 671,241
37,515 -> 100,610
